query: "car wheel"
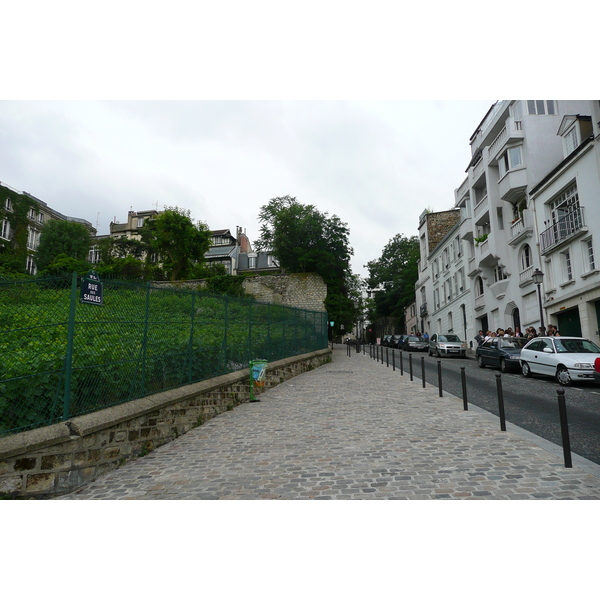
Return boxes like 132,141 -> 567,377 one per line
556,366 -> 572,386
522,361 -> 532,378
500,359 -> 508,373
477,355 -> 485,368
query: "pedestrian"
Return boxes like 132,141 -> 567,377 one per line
514,326 -> 523,337
475,330 -> 485,346
423,332 -> 429,341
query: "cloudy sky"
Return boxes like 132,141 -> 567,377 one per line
0,99 -> 496,278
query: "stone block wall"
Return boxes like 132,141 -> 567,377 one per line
426,210 -> 460,253
242,273 -> 327,313
0,348 -> 331,499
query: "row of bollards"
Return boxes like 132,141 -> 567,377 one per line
361,343 -> 574,469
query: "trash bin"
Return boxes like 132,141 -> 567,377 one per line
249,359 -> 268,402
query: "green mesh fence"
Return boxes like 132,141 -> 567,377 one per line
0,273 -> 328,437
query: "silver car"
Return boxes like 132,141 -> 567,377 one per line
428,333 -> 468,358
520,336 -> 600,386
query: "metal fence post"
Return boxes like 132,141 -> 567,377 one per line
62,271 -> 78,421
556,388 -> 573,468
495,373 -> 506,431
460,367 -> 468,410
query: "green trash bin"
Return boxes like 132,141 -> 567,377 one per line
249,359 -> 268,402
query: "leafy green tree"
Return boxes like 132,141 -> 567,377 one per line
36,220 -> 92,272
366,234 -> 420,333
39,253 -> 91,278
139,207 -> 211,281
256,195 -> 357,334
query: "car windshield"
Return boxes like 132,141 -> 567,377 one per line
554,338 -> 600,354
499,338 -> 528,349
408,336 -> 422,341
439,335 -> 461,342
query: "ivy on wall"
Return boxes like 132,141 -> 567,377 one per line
0,186 -> 36,273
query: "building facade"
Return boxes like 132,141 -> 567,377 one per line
416,100 -> 597,346
1,182 -> 95,275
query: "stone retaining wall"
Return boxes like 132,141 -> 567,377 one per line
0,348 -> 331,499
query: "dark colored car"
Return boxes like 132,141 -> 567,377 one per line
476,336 -> 528,372
381,335 -> 393,347
402,335 -> 428,352
391,334 -> 406,349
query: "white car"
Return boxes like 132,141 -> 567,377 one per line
519,336 -> 600,386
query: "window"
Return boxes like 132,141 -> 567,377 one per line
520,244 -> 532,272
584,238 -> 595,271
475,276 -> 484,297
499,146 -> 523,178
137,217 -> 144,228
27,227 -> 39,250
493,266 -> 506,282
562,250 -> 573,282
565,126 -> 578,155
4,198 -> 12,211
26,255 -> 36,275
527,100 -> 556,115
28,207 -> 36,220
448,311 -> 453,332
248,254 -> 257,269
1,219 -> 10,240
38,213 -> 44,224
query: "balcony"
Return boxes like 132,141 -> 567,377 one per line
474,294 -> 485,311
488,118 -> 525,161
518,265 -> 534,287
540,207 -> 587,254
498,167 -> 527,202
508,209 -> 534,247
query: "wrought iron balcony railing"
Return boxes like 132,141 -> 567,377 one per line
540,207 -> 585,253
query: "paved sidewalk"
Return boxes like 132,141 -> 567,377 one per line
58,345 -> 600,500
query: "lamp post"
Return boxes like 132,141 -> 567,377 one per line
532,268 -> 545,335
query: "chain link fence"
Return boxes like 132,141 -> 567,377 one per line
0,273 -> 328,437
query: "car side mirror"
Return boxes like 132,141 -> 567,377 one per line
543,347 -> 554,353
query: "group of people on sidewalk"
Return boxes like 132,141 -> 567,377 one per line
474,324 -> 561,346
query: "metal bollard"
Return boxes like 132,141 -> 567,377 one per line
495,373 -> 506,431
392,349 -> 395,371
556,388 -> 573,468
386,347 -> 389,367
437,360 -> 442,397
400,351 -> 404,376
460,367 -> 468,410
409,353 -> 413,381
421,356 -> 426,388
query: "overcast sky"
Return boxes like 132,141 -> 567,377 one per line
0,99 -> 495,278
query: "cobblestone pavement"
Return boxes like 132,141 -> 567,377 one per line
58,346 -> 600,500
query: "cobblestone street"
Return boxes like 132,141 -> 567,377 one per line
58,346 -> 600,500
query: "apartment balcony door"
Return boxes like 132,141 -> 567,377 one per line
556,307 -> 582,338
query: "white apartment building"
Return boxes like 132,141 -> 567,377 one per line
528,101 -> 600,343
416,100 -> 593,346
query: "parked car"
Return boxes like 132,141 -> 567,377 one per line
402,335 -> 428,352
520,336 -> 600,386
381,335 -> 393,347
428,333 -> 468,357
391,334 -> 406,349
476,336 -> 528,372
595,357 -> 600,384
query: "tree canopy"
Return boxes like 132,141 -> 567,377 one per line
36,220 -> 92,272
140,207 -> 211,281
365,233 -> 420,333
256,195 -> 357,334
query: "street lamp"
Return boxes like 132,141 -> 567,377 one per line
532,268 -> 545,334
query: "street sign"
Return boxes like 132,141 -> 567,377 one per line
80,271 -> 103,306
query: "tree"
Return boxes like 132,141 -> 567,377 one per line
256,195 -> 358,334
36,220 -> 92,272
365,234 -> 420,333
139,207 -> 211,281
